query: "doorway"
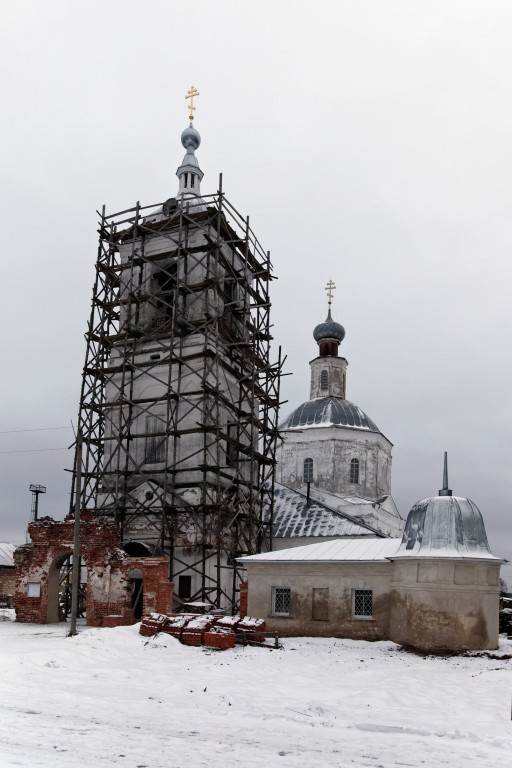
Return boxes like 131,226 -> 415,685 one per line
128,568 -> 144,620
47,552 -> 88,624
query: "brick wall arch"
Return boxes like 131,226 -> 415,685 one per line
14,513 -> 173,626
46,549 -> 74,623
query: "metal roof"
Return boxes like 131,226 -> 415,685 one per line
0,543 -> 16,567
396,495 -> 499,560
313,309 -> 345,343
268,483 -> 382,538
239,537 -> 402,563
279,397 -> 380,432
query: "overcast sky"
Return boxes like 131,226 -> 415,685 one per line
1,1 -> 511,582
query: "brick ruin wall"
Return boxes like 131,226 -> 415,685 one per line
0,566 -> 16,596
14,513 -> 173,626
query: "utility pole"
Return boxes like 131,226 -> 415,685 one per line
68,429 -> 83,637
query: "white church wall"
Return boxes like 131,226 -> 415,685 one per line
101,324 -> 256,497
309,356 -> 347,399
276,425 -> 392,500
243,554 -> 500,650
389,557 -> 501,651
244,560 -> 392,639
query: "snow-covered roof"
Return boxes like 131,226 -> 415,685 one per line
239,537 -> 401,563
279,397 -> 380,433
240,520 -> 502,563
268,483 -> 381,538
396,495 -> 499,560
0,544 -> 16,567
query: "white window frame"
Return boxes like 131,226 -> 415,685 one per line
352,588 -> 373,620
303,457 -> 313,484
272,586 -> 291,617
27,581 -> 41,598
350,457 -> 360,485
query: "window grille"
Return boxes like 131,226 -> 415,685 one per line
273,587 -> 291,616
303,457 -> 313,483
320,369 -> 329,389
350,458 -> 360,484
144,415 -> 166,463
353,589 -> 373,618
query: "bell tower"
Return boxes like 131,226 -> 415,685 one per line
309,279 -> 348,399
72,87 -> 282,611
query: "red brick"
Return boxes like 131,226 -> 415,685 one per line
239,582 -> 248,619
203,629 -> 237,650
14,516 -> 173,627
180,630 -> 203,647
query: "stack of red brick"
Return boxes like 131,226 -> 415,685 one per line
139,612 -> 267,650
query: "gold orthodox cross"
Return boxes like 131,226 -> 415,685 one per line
325,279 -> 336,306
185,85 -> 199,122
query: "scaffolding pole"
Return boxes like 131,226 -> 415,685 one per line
71,189 -> 282,611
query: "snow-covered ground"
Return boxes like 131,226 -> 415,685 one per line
1,610 -> 511,768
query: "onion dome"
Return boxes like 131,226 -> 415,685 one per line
279,396 -> 379,432
396,455 -> 496,559
181,124 -> 201,151
313,309 -> 345,344
313,281 -> 346,357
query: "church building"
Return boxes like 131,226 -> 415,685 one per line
272,284 -> 403,547
241,458 -> 503,652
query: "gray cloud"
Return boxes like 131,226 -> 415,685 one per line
1,1 -> 511,583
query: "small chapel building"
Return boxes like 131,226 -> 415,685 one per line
241,460 -> 503,652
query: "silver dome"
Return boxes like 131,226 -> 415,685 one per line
279,396 -> 379,432
181,125 -> 201,150
396,495 -> 496,559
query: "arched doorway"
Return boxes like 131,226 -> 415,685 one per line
47,552 -> 88,624
47,551 -> 72,623
58,555 -> 88,622
127,568 -> 144,620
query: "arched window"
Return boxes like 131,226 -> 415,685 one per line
350,458 -> 360,485
144,414 -> 166,464
320,369 -> 329,390
303,457 -> 313,483
226,423 -> 238,467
